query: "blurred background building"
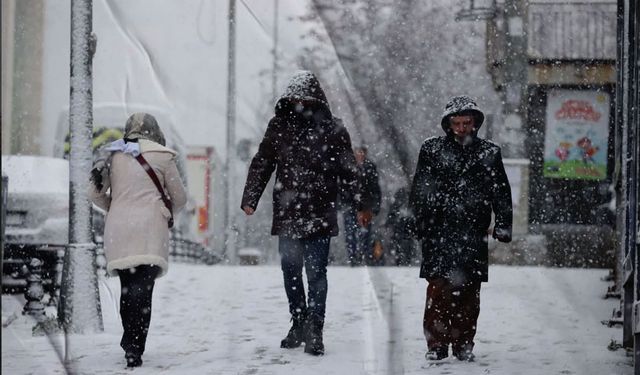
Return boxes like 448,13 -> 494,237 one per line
456,0 -> 618,268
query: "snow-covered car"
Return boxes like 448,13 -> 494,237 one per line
2,155 -> 69,292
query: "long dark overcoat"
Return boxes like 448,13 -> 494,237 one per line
409,134 -> 512,283
241,72 -> 361,239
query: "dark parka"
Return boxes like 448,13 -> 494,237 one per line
358,158 -> 382,215
409,96 -> 513,283
339,156 -> 381,215
241,71 -> 361,239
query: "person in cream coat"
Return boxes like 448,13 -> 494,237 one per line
89,112 -> 187,367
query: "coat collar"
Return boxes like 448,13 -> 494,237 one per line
139,139 -> 177,156
442,136 -> 485,176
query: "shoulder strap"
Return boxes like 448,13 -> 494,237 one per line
135,154 -> 174,228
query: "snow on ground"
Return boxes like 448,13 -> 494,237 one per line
2,264 -> 633,375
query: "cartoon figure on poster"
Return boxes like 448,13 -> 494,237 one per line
576,136 -> 599,164
543,90 -> 609,180
554,142 -> 571,164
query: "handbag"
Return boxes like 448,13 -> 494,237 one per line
135,154 -> 174,228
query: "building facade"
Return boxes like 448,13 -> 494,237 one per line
480,0 -> 618,267
616,0 -> 640,368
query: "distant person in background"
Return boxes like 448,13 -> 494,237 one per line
241,71 -> 373,356
89,113 -> 187,368
387,186 -> 417,266
341,145 -> 381,266
410,96 -> 512,362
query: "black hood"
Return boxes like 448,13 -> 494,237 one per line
275,71 -> 331,119
440,95 -> 485,135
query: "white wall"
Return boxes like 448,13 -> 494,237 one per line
40,0 -> 350,158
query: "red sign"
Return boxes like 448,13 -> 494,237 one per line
555,100 -> 602,122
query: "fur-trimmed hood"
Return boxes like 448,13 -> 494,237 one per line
139,139 -> 177,156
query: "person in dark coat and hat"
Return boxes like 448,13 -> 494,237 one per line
241,71 -> 372,356
409,95 -> 513,362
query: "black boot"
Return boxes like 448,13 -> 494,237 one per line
280,314 -> 306,349
453,345 -> 475,362
125,352 -> 143,367
304,319 -> 324,356
425,346 -> 448,361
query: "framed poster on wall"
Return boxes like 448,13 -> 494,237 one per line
543,89 -> 610,180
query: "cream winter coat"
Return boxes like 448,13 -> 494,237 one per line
90,139 -> 187,278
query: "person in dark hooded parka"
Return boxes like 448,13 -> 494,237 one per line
241,71 -> 372,356
409,95 -> 513,362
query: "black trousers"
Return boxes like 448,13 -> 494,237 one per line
118,265 -> 159,356
279,236 -> 330,322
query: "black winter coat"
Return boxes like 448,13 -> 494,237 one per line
387,187 -> 415,239
241,72 -> 361,239
339,158 -> 381,215
409,135 -> 512,282
358,159 -> 381,215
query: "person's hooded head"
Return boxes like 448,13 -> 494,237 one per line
440,96 -> 485,145
124,112 -> 166,146
275,71 -> 331,124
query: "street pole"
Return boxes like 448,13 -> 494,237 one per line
501,0 -> 528,158
59,0 -> 103,342
272,0 -> 279,101
223,0 -> 237,262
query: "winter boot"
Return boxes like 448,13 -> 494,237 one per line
453,350 -> 475,362
453,346 -> 475,362
280,314 -> 306,349
304,319 -> 324,356
425,346 -> 448,361
125,352 -> 143,367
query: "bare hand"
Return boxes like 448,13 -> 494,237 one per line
357,210 -> 373,227
242,206 -> 255,215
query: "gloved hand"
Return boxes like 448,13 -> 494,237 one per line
493,227 -> 512,243
90,147 -> 111,191
90,166 -> 104,191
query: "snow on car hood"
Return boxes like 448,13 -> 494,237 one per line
2,155 -> 69,195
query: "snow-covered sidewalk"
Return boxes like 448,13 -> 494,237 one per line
2,264 -> 632,374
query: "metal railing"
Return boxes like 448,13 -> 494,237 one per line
169,231 -> 222,265
1,175 -> 7,285
92,230 -> 222,270
14,233 -> 221,316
